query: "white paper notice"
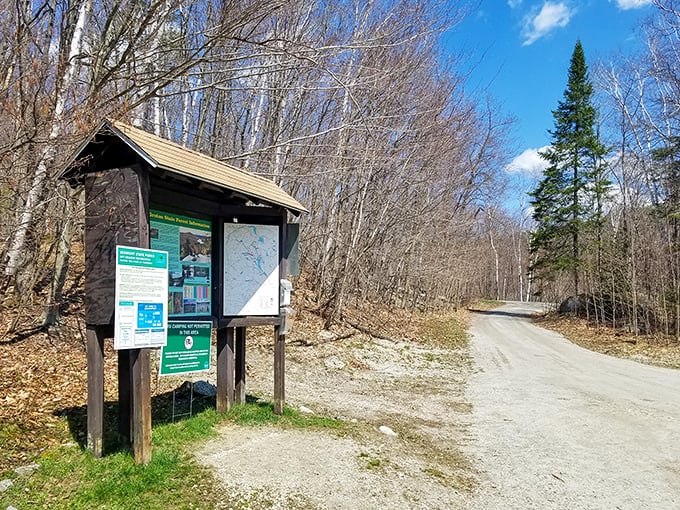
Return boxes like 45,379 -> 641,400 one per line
114,246 -> 169,350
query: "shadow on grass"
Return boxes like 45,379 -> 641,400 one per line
53,384 -> 225,456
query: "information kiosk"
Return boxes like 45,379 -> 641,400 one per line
61,120 -> 306,463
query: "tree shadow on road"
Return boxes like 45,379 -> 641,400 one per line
469,309 -> 542,320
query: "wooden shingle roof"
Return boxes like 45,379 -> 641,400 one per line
64,120 -> 307,214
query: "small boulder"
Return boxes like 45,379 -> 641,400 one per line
299,405 -> 314,414
379,425 -> 398,437
0,479 -> 13,492
14,463 -> 39,476
192,380 -> 217,397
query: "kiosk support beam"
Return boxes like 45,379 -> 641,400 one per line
117,350 -> 132,446
86,325 -> 105,457
131,348 -> 152,465
217,327 -> 235,412
274,325 -> 285,415
235,327 -> 246,404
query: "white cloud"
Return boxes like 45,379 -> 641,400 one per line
505,147 -> 550,176
521,2 -> 574,46
508,0 -> 523,8
613,0 -> 653,9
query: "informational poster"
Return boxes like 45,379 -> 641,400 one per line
114,246 -> 169,350
149,210 -> 212,317
223,223 -> 279,316
159,321 -> 212,376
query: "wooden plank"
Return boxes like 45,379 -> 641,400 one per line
131,348 -> 152,465
133,169 -> 151,464
150,182 -> 278,219
86,325 -> 105,457
284,223 -> 300,277
216,327 -> 234,412
235,327 -> 246,405
219,316 -> 282,328
274,325 -> 285,415
117,350 -> 131,447
84,166 -> 145,325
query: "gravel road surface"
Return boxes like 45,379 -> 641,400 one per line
466,301 -> 680,509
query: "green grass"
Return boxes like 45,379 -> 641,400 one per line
1,401 -> 344,510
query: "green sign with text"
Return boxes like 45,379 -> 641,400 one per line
160,321 -> 212,376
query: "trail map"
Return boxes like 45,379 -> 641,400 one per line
223,223 -> 279,316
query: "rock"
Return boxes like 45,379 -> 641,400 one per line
192,380 -> 217,397
335,415 -> 346,421
299,405 -> 314,414
558,295 -> 587,315
0,479 -> 13,492
379,425 -> 397,437
14,463 -> 39,476
7,506 -> 19,510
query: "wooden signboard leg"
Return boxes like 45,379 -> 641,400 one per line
131,348 -> 152,465
274,325 -> 285,415
86,325 -> 105,457
216,327 -> 235,412
117,350 -> 132,447
235,327 -> 246,405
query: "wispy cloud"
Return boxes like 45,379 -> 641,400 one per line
505,147 -> 550,176
613,0 -> 652,9
521,2 -> 574,46
508,0 -> 523,8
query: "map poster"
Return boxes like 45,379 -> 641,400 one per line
114,246 -> 169,350
149,210 -> 212,317
223,223 -> 279,316
159,321 -> 212,376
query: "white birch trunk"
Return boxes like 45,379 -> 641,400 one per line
4,0 -> 91,277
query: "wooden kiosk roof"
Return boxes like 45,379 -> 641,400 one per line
63,120 -> 307,215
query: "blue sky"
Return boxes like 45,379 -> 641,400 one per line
444,0 -> 656,201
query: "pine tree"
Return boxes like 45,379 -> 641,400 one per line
529,40 -> 609,295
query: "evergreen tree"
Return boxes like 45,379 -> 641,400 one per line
529,40 -> 609,295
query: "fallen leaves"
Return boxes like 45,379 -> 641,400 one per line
535,312 -> 680,369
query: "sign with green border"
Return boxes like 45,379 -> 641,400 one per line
114,246 -> 169,350
160,321 -> 212,376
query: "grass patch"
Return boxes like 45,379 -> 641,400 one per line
357,452 -> 383,470
227,400 -> 343,430
420,311 -> 469,348
1,401 -> 343,510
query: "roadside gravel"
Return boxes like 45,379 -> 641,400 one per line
197,333 -> 475,509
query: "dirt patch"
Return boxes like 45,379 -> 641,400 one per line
196,316 -> 476,509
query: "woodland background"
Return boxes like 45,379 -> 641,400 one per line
1,0 -> 680,337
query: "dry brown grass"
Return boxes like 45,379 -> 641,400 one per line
535,312 -> 680,369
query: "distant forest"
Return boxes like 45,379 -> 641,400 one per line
1,0 -> 680,337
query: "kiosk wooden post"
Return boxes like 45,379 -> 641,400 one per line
235,327 -> 246,405
216,327 -> 235,412
273,325 -> 285,415
86,325 -> 105,457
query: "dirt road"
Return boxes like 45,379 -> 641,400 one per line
467,301 -> 680,509
198,303 -> 680,509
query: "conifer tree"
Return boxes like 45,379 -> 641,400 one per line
529,40 -> 609,295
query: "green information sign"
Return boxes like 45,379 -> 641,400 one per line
149,210 -> 212,318
160,321 -> 212,376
